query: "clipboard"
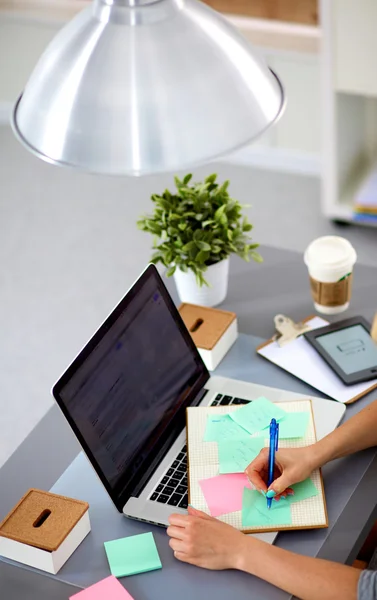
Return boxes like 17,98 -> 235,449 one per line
257,315 -> 377,404
187,399 -> 328,534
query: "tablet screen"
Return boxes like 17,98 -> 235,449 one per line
316,324 -> 377,375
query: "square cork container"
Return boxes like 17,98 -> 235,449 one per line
179,303 -> 238,370
0,489 -> 90,574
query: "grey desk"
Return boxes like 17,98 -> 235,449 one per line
1,246 -> 377,600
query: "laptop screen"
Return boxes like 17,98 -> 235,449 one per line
53,265 -> 209,510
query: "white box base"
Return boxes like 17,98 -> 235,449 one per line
198,319 -> 238,371
0,510 -> 91,574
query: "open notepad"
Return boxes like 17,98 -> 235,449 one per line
187,399 -> 328,534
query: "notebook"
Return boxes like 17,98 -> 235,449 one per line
257,316 -> 377,404
186,399 -> 328,534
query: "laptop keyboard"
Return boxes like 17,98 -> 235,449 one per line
149,393 -> 251,508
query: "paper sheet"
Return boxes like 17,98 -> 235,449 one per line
242,488 -> 292,527
69,576 -> 133,600
104,532 -> 162,578
258,316 -> 377,403
278,412 -> 309,439
229,397 -> 286,434
203,414 -> 250,442
290,478 -> 318,502
241,477 -> 318,528
199,473 -> 252,516
218,438 -> 265,473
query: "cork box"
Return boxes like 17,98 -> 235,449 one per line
0,489 -> 90,574
179,303 -> 238,370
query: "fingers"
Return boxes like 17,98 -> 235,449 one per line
187,506 -> 213,520
167,525 -> 186,540
168,513 -> 190,527
268,473 -> 295,497
169,537 -> 187,553
245,448 -> 269,492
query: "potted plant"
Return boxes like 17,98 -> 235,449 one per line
137,173 -> 262,306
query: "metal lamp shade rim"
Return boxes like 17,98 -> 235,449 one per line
11,69 -> 285,177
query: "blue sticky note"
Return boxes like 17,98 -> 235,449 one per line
229,396 -> 286,435
278,412 -> 310,439
218,438 -> 265,473
104,532 -> 162,577
204,414 -> 250,442
242,488 -> 292,528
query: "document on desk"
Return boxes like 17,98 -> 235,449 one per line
187,399 -> 328,534
257,316 -> 377,404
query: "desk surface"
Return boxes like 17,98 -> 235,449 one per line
1,246 -> 377,600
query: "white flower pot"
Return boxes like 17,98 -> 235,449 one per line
173,258 -> 229,307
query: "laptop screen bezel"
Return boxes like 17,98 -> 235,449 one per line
52,264 -> 209,512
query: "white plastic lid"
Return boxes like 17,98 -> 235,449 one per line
304,236 -> 357,271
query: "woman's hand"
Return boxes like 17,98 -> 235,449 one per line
245,446 -> 317,498
167,506 -> 246,570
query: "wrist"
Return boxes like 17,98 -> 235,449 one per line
309,440 -> 332,470
232,534 -> 257,572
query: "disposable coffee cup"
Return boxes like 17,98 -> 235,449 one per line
304,236 -> 357,315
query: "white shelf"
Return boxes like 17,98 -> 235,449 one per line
325,160 -> 377,226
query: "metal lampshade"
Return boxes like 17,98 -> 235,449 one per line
12,0 -> 285,176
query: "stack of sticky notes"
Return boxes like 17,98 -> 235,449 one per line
353,167 -> 377,224
70,576 -> 134,600
198,396 -> 316,524
104,532 -> 162,578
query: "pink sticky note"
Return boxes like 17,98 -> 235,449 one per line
199,473 -> 252,517
69,576 -> 134,600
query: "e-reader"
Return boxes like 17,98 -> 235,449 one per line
304,316 -> 377,385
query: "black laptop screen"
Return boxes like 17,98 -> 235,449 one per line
53,266 -> 208,509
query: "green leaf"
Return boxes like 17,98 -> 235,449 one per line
195,214 -> 204,220
205,173 -> 217,184
182,241 -> 196,252
183,173 -> 193,184
202,219 -> 214,227
178,223 -> 187,231
196,240 -> 211,251
166,265 -> 176,277
251,251 -> 263,263
214,205 -> 226,222
196,250 -> 210,264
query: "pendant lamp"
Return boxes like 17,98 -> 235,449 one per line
11,0 -> 285,176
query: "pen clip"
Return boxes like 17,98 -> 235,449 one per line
275,423 -> 279,451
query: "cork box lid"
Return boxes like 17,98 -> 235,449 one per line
0,489 -> 89,552
179,303 -> 236,350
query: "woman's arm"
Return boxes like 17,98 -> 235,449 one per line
168,508 -> 361,600
310,398 -> 377,468
237,533 -> 360,600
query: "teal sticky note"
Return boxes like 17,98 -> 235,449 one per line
218,438 -> 265,473
229,396 -> 286,435
204,414 -> 250,442
242,488 -> 292,528
278,412 -> 310,439
290,478 -> 318,502
104,532 -> 162,577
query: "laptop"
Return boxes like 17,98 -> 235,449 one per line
52,264 -> 345,530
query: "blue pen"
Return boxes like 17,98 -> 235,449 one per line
267,418 -> 279,509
